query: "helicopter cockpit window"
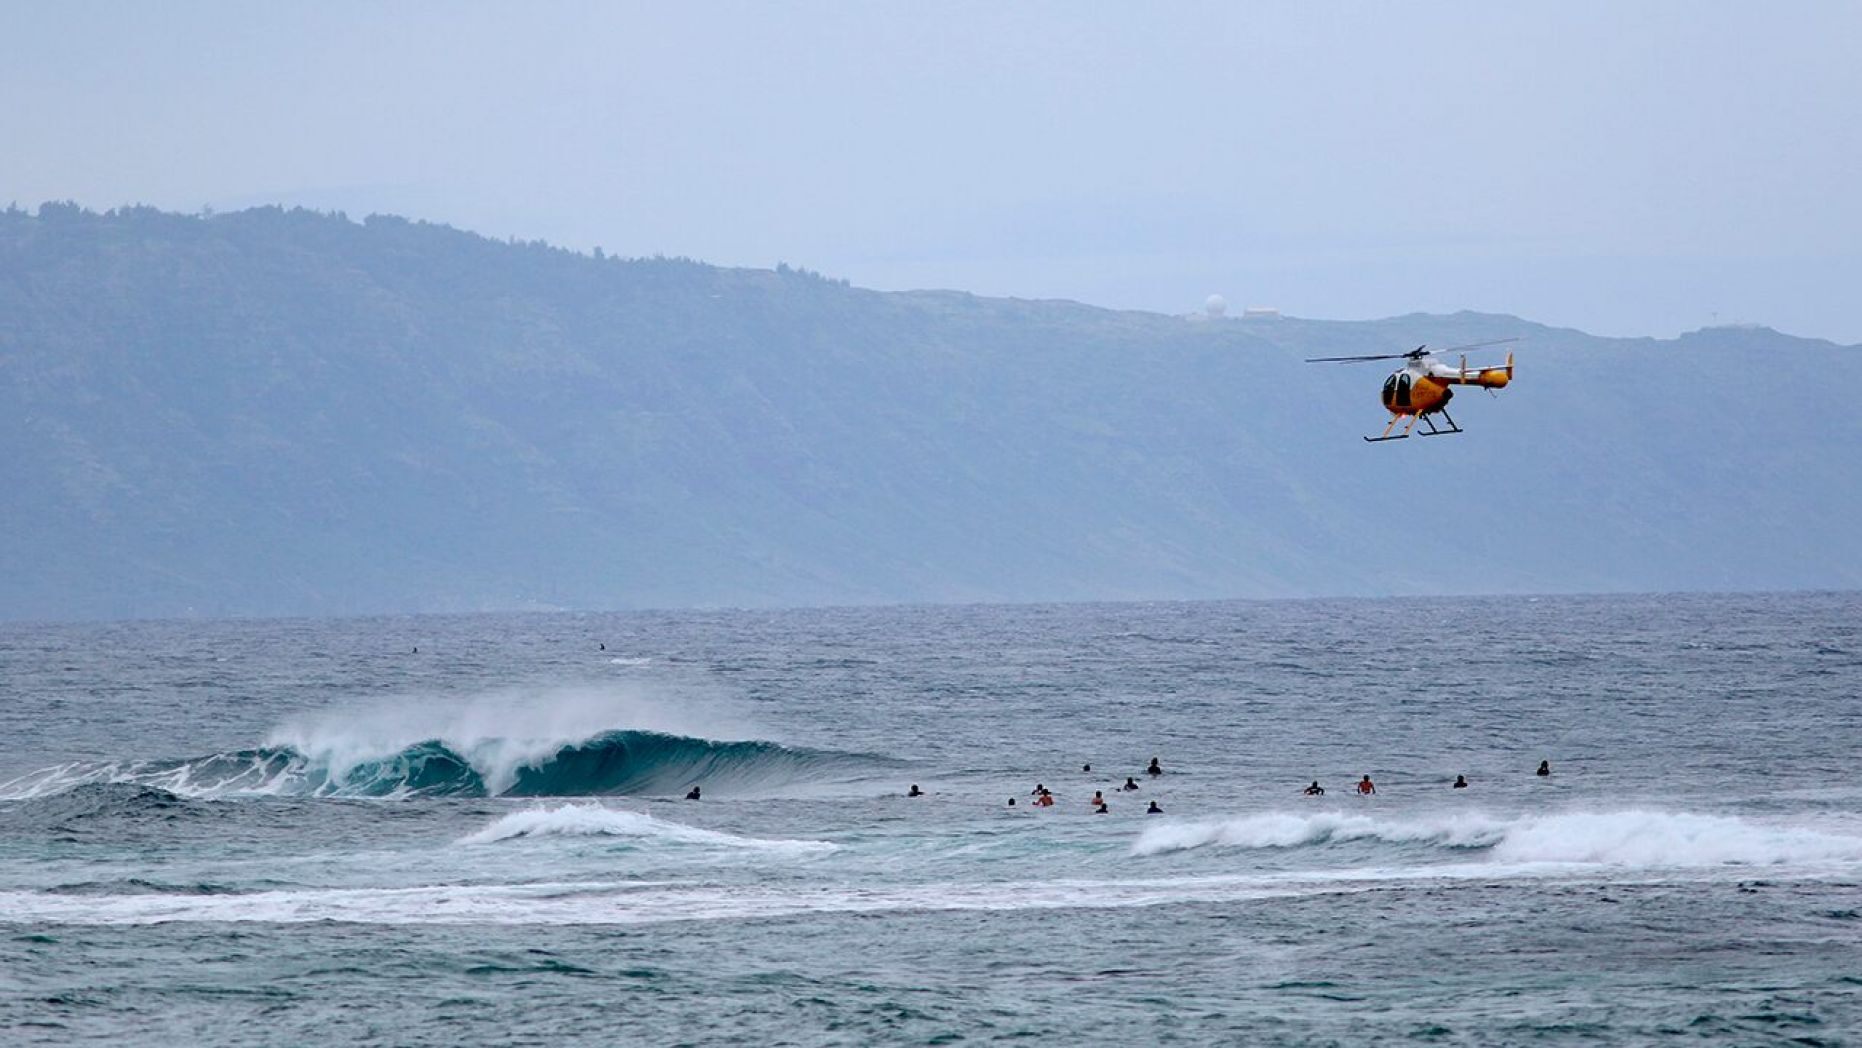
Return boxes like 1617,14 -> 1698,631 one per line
1395,373 -> 1412,407
1382,374 -> 1398,404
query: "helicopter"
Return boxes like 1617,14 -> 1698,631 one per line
1305,338 -> 1518,442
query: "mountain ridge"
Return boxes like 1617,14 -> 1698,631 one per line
3,204 -> 1857,620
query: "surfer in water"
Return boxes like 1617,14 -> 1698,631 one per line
1357,775 -> 1376,796
1095,803 -> 1109,814
908,784 -> 923,797
1090,790 -> 1105,807
685,786 -> 701,800
1537,760 -> 1552,777
1121,777 -> 1140,791
1453,775 -> 1469,789
1303,780 -> 1325,796
1145,801 -> 1163,815
1146,757 -> 1163,777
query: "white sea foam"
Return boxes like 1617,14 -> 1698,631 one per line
1131,811 -> 1509,855
0,752 -> 296,801
0,762 -> 121,800
12,809 -> 1862,928
458,803 -> 836,854
1489,810 -> 1862,866
0,877 -> 1301,927
1132,809 -> 1862,868
10,835 -> 1859,929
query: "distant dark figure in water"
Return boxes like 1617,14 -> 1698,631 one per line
1357,775 -> 1376,796
1007,798 -> 1016,807
1453,775 -> 1468,789
1146,801 -> 1163,815
412,647 -> 418,654
908,784 -> 923,797
1122,777 -> 1140,791
1090,790 -> 1105,807
599,643 -> 606,651
1537,760 -> 1552,777
1304,780 -> 1325,796
1082,763 -> 1091,773
1146,757 -> 1163,776
685,786 -> 701,800
1031,783 -> 1046,796
1095,803 -> 1109,814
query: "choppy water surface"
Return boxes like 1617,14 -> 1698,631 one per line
2,593 -> 1859,1045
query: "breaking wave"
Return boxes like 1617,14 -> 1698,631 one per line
459,803 -> 836,853
1132,809 -> 1862,868
1132,811 -> 1507,855
0,688 -> 902,801
0,730 -> 893,801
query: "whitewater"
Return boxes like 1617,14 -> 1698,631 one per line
2,594 -> 1859,1045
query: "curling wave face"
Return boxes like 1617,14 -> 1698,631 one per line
0,729 -> 895,801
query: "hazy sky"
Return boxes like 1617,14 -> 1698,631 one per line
5,2 -> 1859,342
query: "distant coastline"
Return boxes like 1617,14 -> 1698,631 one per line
3,205 -> 1859,621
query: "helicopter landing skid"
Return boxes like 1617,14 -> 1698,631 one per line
1414,410 -> 1462,437
1363,410 -> 1461,442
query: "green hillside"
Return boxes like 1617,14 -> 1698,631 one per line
2,204 -> 1858,620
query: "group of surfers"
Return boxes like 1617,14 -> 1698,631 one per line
1305,760 -> 1552,797
693,757 -> 1553,808
1005,756 -> 1170,814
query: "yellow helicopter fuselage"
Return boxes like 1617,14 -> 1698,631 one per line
1379,353 -> 1512,417
1305,339 -> 1517,442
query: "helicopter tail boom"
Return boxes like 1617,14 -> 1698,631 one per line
1448,351 -> 1512,389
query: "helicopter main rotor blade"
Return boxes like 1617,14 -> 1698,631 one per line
1306,339 -> 1515,364
1432,337 -> 1520,354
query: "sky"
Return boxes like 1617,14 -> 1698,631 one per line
4,1 -> 1860,343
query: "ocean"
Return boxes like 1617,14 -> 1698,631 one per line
2,592 -> 1858,1045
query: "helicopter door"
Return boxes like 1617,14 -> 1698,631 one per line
1394,373 -> 1413,408
1382,373 -> 1398,408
